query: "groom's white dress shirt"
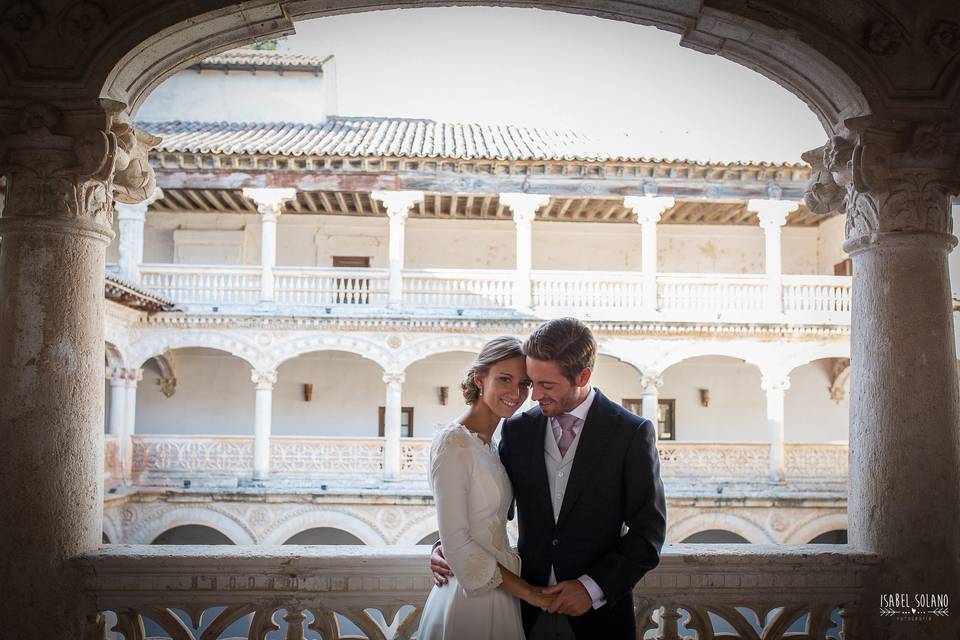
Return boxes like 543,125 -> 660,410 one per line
543,385 -> 607,609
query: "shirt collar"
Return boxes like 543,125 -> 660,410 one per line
560,386 -> 595,423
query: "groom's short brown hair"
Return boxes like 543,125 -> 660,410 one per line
523,317 -> 597,384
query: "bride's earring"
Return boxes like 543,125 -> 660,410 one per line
479,386 -> 483,398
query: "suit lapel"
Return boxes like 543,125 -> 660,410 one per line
556,389 -> 616,528
524,409 -> 556,530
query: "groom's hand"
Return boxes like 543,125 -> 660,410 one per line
543,580 -> 591,616
430,544 -> 453,586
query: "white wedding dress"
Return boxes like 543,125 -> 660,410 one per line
417,423 -> 525,640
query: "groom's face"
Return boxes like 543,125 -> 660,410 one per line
526,357 -> 588,416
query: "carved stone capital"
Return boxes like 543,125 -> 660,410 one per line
500,192 -> 550,224
748,199 -> 798,228
802,123 -> 960,248
242,188 -> 296,220
116,188 -> 163,221
383,372 -> 406,386
641,374 -> 664,394
372,190 -> 424,219
251,369 -> 277,389
0,103 -> 160,241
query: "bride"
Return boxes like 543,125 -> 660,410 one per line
417,336 -> 554,640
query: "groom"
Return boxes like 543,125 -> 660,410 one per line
431,317 -> 666,639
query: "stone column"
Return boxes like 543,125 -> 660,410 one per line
624,195 -> 675,312
803,132 -> 960,637
0,104 -> 159,636
251,369 -> 277,481
760,372 -> 789,483
372,191 -> 424,309
116,188 -> 162,283
106,368 -> 127,436
748,199 -> 797,314
500,193 -> 550,310
121,367 -> 143,481
639,373 -> 663,430
382,371 -> 405,481
243,187 -> 296,305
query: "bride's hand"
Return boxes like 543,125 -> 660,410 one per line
526,589 -> 557,611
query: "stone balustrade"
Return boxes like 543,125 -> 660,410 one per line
79,545 -> 877,639
123,436 -> 845,488
133,264 -> 852,323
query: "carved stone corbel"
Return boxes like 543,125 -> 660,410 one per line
801,120 -> 960,247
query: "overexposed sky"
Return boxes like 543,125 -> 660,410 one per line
281,8 -> 824,163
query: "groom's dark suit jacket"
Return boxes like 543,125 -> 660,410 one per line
498,388 -> 667,640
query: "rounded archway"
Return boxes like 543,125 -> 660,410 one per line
151,524 -> 235,545
283,527 -> 365,545
273,350 -> 387,438
417,531 -> 441,546
680,530 -> 751,544
659,355 -> 766,442
785,357 -> 850,443
808,529 -> 848,544
136,347 -> 255,436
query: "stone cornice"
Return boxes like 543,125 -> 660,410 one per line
135,313 -> 851,339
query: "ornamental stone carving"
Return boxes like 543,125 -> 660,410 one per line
0,104 -> 160,236
59,1 -> 108,42
928,20 -> 960,55
801,124 -> 960,245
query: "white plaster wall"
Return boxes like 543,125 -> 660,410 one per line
816,214 -> 847,274
784,360 -> 849,442
137,349 -> 255,435
402,352 -> 477,435
659,356 -> 767,441
532,222 -> 643,271
141,213 -> 828,274
273,352 -> 385,436
589,355 -> 644,407
135,70 -> 331,123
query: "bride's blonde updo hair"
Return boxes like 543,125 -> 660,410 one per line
461,336 -> 524,405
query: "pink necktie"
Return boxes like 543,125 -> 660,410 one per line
556,414 -> 578,458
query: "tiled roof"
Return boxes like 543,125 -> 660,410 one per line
191,50 -> 328,71
142,118 -> 805,167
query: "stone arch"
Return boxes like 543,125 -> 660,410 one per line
261,508 -> 388,546
783,511 -> 848,545
270,334 -> 394,372
97,3 -> 871,134
669,512 -> 775,544
128,331 -> 260,370
101,514 -> 122,546
104,341 -> 126,369
396,512 -> 441,546
128,506 -> 256,545
783,343 -> 852,377
394,335 -> 490,371
650,344 -> 767,376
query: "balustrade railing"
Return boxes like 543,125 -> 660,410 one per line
401,268 -> 514,308
132,264 -> 853,323
531,270 -> 646,316
657,273 -> 768,318
80,545 -> 876,639
140,264 -> 261,306
275,267 -> 389,307
126,436 -> 847,486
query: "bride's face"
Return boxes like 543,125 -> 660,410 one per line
477,356 -> 532,418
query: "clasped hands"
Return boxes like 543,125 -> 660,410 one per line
430,546 -> 592,617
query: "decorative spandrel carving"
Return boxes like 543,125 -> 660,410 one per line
802,123 -> 959,245
0,104 -> 160,236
